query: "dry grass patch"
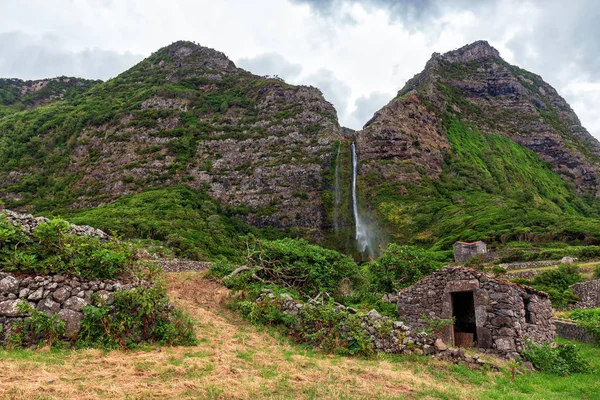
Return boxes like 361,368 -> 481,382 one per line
0,272 -> 491,399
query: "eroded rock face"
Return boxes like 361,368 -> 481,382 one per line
358,92 -> 450,188
366,40 -> 600,196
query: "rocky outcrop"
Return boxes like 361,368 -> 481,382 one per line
0,76 -> 99,109
0,271 -> 134,343
358,93 -> 449,188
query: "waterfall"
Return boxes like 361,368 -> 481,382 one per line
333,142 -> 341,232
351,142 -> 373,257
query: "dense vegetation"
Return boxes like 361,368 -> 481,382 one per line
513,264 -> 583,307
0,213 -> 197,349
364,115 -> 600,251
210,239 -> 441,354
0,215 -> 134,279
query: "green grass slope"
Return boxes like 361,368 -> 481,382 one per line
364,115 -> 600,250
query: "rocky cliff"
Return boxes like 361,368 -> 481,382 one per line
357,41 -> 600,248
0,41 -> 342,235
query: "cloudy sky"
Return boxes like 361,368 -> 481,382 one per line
1,0 -> 599,136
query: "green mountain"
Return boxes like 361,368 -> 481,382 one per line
0,41 -> 343,238
356,41 -> 600,250
1,39 -> 600,259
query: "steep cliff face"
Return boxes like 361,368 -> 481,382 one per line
357,41 -> 600,248
0,41 -> 342,233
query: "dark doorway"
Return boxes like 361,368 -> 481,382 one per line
451,291 -> 477,347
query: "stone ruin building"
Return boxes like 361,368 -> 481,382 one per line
396,266 -> 555,356
453,241 -> 487,263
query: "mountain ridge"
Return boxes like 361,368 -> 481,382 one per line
1,39 -> 600,258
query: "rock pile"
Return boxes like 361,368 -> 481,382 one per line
0,271 -> 133,342
2,209 -> 110,241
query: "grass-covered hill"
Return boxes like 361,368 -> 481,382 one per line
357,40 -> 600,251
2,39 -> 600,258
0,41 -> 342,238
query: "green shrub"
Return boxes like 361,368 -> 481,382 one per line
593,265 -> 600,279
7,302 -> 66,348
523,341 -> 590,376
368,244 -> 442,293
567,309 -> 600,344
77,283 -> 197,349
521,264 -> 584,307
230,237 -> 362,298
0,215 -> 137,279
236,296 -> 373,356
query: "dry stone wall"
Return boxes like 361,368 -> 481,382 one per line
571,279 -> 600,309
153,259 -> 212,272
258,289 -> 501,368
2,209 -> 110,241
0,271 -> 135,343
555,320 -> 596,343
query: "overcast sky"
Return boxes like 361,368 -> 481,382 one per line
1,0 -> 599,137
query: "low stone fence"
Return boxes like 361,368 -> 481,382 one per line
153,260 -> 212,272
0,271 -> 135,343
258,289 -> 500,369
555,320 -> 596,343
571,279 -> 600,309
2,209 -> 110,241
499,260 -> 559,271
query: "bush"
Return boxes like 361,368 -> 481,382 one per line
77,283 -> 197,349
523,341 -> 590,376
368,244 -> 442,293
225,237 -> 362,299
568,309 -> 600,344
236,296 -> 373,356
0,215 -> 137,279
525,264 -> 584,307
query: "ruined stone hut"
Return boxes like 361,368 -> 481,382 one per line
453,241 -> 487,263
396,266 -> 555,355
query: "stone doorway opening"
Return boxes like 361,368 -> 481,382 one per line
451,291 -> 477,347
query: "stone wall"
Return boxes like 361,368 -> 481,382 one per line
258,289 -> 500,367
2,209 -> 110,241
555,320 -> 596,343
153,259 -> 212,273
395,266 -> 555,357
499,260 -> 558,271
571,279 -> 600,309
0,271 -> 135,343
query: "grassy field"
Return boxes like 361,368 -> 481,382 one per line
0,272 -> 599,400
